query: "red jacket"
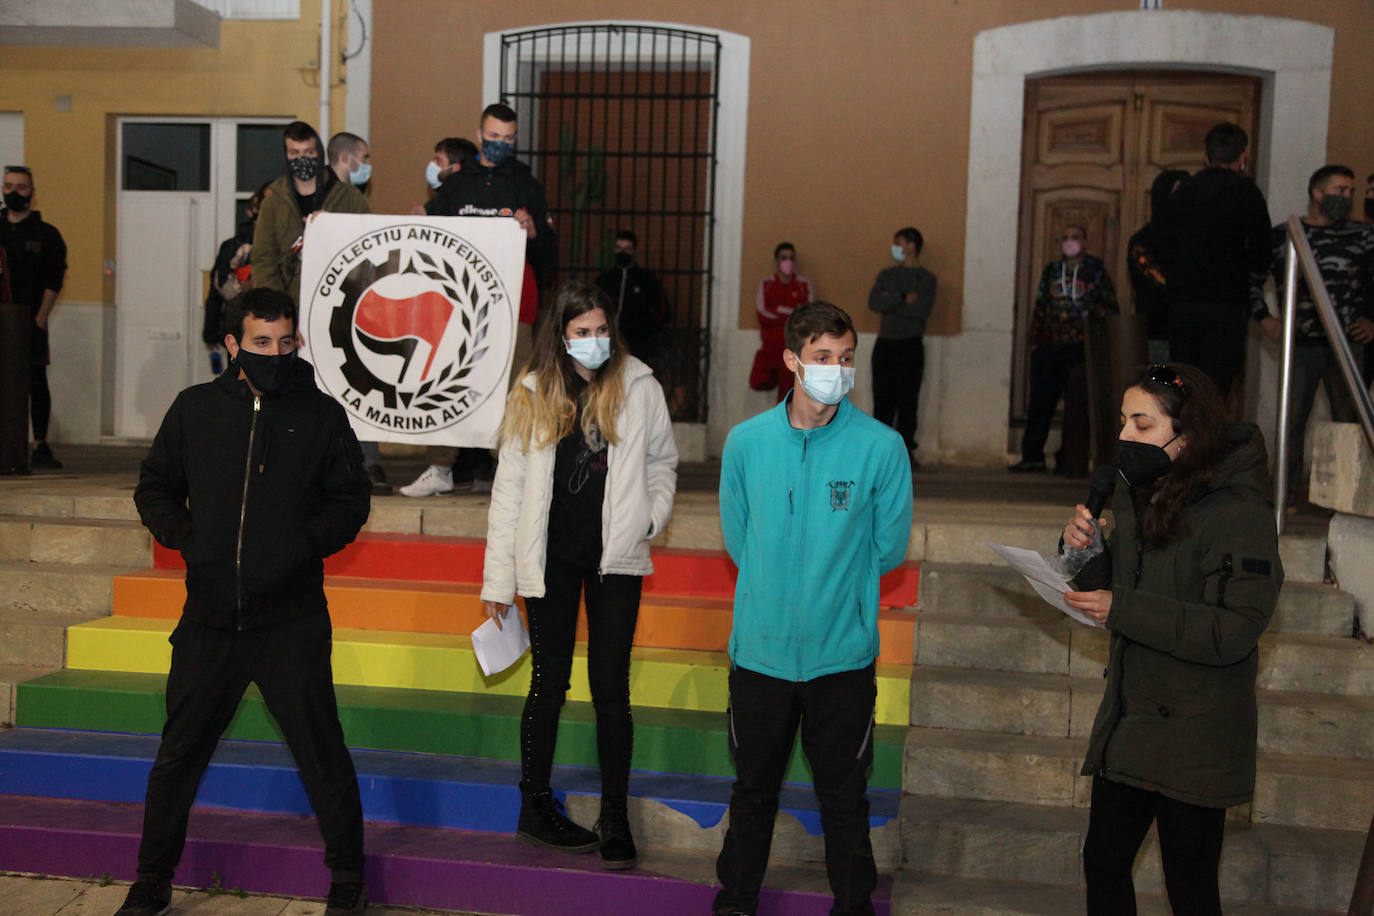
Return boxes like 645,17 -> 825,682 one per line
755,272 -> 812,344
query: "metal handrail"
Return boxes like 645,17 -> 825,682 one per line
1274,216 -> 1374,531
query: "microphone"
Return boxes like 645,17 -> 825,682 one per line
1086,464 -> 1118,519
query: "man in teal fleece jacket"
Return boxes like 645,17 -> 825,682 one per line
713,301 -> 913,916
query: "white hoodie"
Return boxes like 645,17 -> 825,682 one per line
481,356 -> 679,605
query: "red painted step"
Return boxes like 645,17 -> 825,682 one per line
154,535 -> 920,607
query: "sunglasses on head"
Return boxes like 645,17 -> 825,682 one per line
1147,364 -> 1187,398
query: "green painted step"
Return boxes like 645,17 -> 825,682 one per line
16,669 -> 905,789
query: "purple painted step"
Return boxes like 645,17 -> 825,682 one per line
0,795 -> 891,915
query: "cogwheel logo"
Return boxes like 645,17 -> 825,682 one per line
306,223 -> 514,434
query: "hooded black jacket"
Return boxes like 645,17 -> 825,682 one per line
1081,422 -> 1283,807
427,157 -> 557,276
1155,167 -> 1271,322
134,356 -> 371,630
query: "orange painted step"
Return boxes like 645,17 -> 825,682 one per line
112,569 -> 915,663
153,537 -> 920,608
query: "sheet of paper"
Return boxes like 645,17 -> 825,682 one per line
472,610 -> 531,676
985,541 -> 1103,628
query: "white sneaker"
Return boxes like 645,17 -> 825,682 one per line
400,464 -> 454,497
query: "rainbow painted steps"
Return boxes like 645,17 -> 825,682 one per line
0,794 -> 893,915
151,535 -> 922,607
16,668 -> 907,789
0,728 -> 899,836
113,567 -> 919,665
64,616 -> 915,726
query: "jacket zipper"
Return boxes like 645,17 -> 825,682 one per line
794,434 -> 809,680
1216,553 -> 1233,607
234,394 -> 261,630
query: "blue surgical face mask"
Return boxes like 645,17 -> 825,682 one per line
349,161 -> 372,186
798,363 -> 855,406
565,336 -> 611,370
482,138 -> 515,167
425,161 -> 443,190
891,244 -> 906,263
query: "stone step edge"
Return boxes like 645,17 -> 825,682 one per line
911,663 -> 1374,711
903,791 -> 1368,847
891,869 -> 1322,915
905,725 -> 1374,782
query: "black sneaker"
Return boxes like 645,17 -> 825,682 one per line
324,880 -> 368,915
366,463 -> 393,496
517,790 -> 600,853
1008,459 -> 1046,473
115,878 -> 172,915
31,441 -> 62,469
595,795 -> 638,870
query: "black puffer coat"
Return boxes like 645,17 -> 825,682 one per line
1081,422 -> 1284,808
134,357 -> 371,630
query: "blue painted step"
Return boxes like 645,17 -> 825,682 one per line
0,728 -> 899,835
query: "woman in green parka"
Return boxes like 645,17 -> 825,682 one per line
1062,363 -> 1283,915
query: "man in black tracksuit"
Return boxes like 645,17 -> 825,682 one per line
400,102 -> 557,497
1155,122 -> 1272,400
117,288 -> 371,916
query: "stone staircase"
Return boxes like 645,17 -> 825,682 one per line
900,539 -> 1371,913
1,482 -> 1366,913
0,492 -> 151,726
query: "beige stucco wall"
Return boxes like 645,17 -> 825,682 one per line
366,0 -> 1374,341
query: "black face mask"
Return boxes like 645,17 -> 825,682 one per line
4,191 -> 30,212
1365,196 -> 1374,222
234,348 -> 296,394
1116,435 -> 1179,489
287,155 -> 321,182
614,251 -> 633,269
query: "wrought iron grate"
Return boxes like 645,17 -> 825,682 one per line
500,23 -> 721,422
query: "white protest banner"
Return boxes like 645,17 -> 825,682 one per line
298,214 -> 525,447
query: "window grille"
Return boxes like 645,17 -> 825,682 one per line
500,24 -> 721,422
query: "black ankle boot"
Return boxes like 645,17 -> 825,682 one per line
596,795 -> 638,870
517,789 -> 600,853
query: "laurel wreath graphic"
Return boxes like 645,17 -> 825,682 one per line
408,249 -> 491,413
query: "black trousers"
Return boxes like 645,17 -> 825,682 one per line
30,364 -> 50,441
137,614 -> 364,883
1083,775 -> 1226,916
1168,312 -> 1246,400
1021,342 -> 1084,463
714,664 -> 877,916
521,555 -> 642,797
871,336 -> 924,452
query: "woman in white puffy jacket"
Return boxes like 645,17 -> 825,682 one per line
482,280 -> 678,871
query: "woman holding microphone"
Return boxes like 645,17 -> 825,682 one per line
482,281 -> 678,870
1063,363 -> 1283,915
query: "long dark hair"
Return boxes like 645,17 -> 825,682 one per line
1136,363 -> 1229,547
500,281 -> 629,450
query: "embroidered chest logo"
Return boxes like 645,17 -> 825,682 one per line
828,479 -> 856,511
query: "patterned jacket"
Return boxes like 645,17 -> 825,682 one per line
1030,254 -> 1118,347
1253,219 -> 1374,343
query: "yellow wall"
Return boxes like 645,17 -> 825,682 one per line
367,0 -> 1374,337
0,7 -> 352,303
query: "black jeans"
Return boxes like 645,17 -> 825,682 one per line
872,336 -> 924,452
1021,342 -> 1084,463
714,664 -> 878,916
1169,311 -> 1246,400
520,555 -> 642,797
137,613 -> 364,884
1083,775 -> 1226,916
1286,340 -> 1360,495
29,364 -> 50,441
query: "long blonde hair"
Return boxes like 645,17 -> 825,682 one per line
500,281 -> 629,452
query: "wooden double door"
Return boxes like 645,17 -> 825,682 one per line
1012,72 -> 1261,421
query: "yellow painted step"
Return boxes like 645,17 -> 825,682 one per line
65,617 -> 912,725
